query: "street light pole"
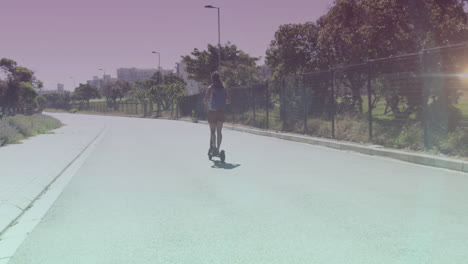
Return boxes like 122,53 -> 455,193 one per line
152,51 -> 160,83
69,77 -> 75,88
98,69 -> 106,91
99,68 -> 106,78
152,51 -> 161,117
204,5 -> 221,70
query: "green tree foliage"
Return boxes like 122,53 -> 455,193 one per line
43,92 -> 72,110
103,80 -> 132,110
36,95 -> 47,110
160,72 -> 186,110
72,83 -> 100,109
266,23 -> 323,78
131,80 -> 151,116
182,42 -> 259,87
130,72 -> 186,117
0,58 -> 42,115
266,0 -> 468,115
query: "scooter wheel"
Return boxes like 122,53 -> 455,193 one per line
220,150 -> 225,163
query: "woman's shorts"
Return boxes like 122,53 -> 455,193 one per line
208,109 -> 225,124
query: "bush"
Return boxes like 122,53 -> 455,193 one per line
8,116 -> 34,137
441,128 -> 468,156
0,119 -> 19,146
306,118 -> 332,138
70,108 -> 78,113
335,115 -> 369,142
392,123 -> 424,151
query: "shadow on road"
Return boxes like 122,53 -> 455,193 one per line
211,160 -> 241,170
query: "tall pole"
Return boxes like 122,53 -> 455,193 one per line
217,7 -> 221,70
99,68 -> 106,77
205,5 -> 221,70
98,69 -> 106,91
152,51 -> 161,117
152,51 -> 160,83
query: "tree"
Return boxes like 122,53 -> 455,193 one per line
102,80 -> 131,110
266,23 -> 324,78
0,58 -> 42,116
130,81 -> 151,117
315,0 -> 468,113
72,83 -> 100,110
43,92 -> 72,110
36,95 -> 47,111
182,42 -> 259,87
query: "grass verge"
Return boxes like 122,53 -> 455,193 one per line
0,114 -> 63,146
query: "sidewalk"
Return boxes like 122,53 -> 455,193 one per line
0,113 -> 105,236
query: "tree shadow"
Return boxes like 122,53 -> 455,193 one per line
211,160 -> 241,170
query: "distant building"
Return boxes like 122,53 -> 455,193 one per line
176,61 -> 201,96
38,84 -> 66,95
117,68 -> 172,84
57,83 -> 64,92
87,75 -> 117,93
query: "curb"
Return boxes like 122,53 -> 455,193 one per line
0,126 -> 107,237
218,124 -> 468,173
186,119 -> 467,173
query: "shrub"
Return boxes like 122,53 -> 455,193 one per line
0,119 -> 19,145
70,108 -> 78,113
392,123 -> 424,151
440,128 -> 468,156
0,114 -> 62,147
335,115 -> 369,142
8,116 -> 34,137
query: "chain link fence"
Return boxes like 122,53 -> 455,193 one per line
180,42 -> 468,156
69,100 -> 180,118
0,105 -> 35,118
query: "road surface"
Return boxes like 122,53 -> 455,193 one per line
4,113 -> 468,263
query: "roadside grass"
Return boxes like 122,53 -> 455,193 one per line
43,108 -> 69,113
0,114 -> 62,146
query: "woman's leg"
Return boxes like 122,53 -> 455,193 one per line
216,121 -> 223,151
210,123 -> 216,150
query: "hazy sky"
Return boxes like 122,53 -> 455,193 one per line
1,0 -> 334,90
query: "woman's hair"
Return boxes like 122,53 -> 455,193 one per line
211,71 -> 224,88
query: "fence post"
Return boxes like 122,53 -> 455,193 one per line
367,62 -> 373,141
281,78 -> 287,132
265,81 -> 269,130
252,86 -> 256,126
330,70 -> 335,139
422,50 -> 429,150
303,76 -> 307,134
241,92 -> 245,124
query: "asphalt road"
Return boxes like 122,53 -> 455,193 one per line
6,113 -> 468,264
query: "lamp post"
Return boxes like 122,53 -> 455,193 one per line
69,77 -> 75,88
204,5 -> 221,70
98,69 -> 106,91
152,51 -> 161,83
152,51 -> 161,117
98,68 -> 106,77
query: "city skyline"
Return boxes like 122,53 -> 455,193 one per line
1,0 -> 334,91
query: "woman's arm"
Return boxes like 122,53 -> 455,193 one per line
204,86 -> 213,105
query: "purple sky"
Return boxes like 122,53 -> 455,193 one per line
1,0 -> 334,91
